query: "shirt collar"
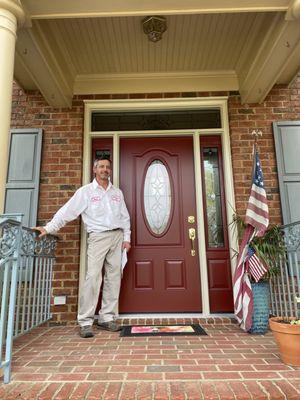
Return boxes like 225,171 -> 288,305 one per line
92,178 -> 112,191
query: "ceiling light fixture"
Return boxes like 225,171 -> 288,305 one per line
142,16 -> 167,43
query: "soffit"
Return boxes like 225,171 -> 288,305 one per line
37,13 -> 272,75
14,0 -> 300,106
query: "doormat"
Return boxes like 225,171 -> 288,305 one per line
120,324 -> 207,337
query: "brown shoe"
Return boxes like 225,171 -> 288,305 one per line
80,325 -> 94,338
97,321 -> 122,332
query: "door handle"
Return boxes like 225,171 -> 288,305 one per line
188,228 -> 196,256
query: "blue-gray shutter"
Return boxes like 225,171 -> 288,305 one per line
273,121 -> 300,224
4,129 -> 43,227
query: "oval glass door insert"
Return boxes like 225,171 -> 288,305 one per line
143,160 -> 172,234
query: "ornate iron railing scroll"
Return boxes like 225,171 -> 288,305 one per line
270,221 -> 300,319
0,216 -> 57,383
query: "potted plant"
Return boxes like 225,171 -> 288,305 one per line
232,214 -> 285,334
269,295 -> 300,366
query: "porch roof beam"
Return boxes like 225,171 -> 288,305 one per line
23,0 -> 290,20
15,23 -> 73,108
239,11 -> 300,104
74,71 -> 239,95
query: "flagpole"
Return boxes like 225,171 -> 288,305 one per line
251,129 -> 262,152
250,129 -> 262,187
233,128 -> 269,331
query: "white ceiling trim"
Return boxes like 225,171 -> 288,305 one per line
22,0 -> 290,19
74,71 -> 238,95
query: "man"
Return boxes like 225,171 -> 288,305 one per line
34,156 -> 131,338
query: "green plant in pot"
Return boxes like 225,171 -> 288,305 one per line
232,214 -> 285,334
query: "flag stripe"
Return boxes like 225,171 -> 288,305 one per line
248,253 -> 268,283
245,213 -> 269,232
233,225 -> 255,329
249,186 -> 269,204
246,203 -> 269,220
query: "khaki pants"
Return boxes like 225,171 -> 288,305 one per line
77,229 -> 123,327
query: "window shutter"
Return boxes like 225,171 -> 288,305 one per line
273,121 -> 300,224
4,129 -> 43,227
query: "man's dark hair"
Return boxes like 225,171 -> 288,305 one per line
94,156 -> 112,167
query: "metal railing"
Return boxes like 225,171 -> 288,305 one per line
0,216 -> 57,383
270,221 -> 300,319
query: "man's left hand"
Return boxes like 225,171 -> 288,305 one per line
122,241 -> 131,252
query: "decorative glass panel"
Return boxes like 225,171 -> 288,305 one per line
92,109 -> 221,131
95,149 -> 111,160
144,160 -> 172,234
203,148 -> 224,247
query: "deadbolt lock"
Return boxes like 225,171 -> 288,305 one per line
188,216 -> 195,224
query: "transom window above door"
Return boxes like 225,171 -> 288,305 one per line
91,109 -> 221,131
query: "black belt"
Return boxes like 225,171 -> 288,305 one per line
89,228 -> 121,235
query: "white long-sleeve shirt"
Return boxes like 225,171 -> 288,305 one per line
45,179 -> 131,242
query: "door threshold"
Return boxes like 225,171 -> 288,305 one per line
119,313 -> 234,318
117,313 -> 236,325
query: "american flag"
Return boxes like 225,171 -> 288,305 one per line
246,246 -> 268,283
245,149 -> 269,236
233,147 -> 269,331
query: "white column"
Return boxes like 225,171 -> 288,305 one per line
0,1 -> 24,212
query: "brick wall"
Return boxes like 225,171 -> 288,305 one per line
11,85 -> 84,323
10,76 -> 300,323
229,79 -> 300,224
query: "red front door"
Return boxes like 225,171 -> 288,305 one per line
119,137 -> 202,312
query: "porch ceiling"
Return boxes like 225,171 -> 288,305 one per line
14,0 -> 300,107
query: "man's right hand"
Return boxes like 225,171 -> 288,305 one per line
32,226 -> 47,239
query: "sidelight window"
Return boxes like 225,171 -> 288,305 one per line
203,148 -> 225,247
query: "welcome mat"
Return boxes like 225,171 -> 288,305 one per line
120,324 -> 207,337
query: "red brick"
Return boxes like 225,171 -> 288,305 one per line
259,380 -> 286,399
273,380 -> 300,399
169,381 -> 185,399
103,382 -> 122,399
53,383 -> 77,399
199,382 -> 219,399
153,382 -> 169,400
37,383 -> 62,399
127,372 -> 163,380
69,383 -> 91,399
242,381 -> 268,399
213,382 -> 235,399
241,371 -> 281,379
202,372 -> 241,380
119,382 -> 139,399
86,382 -> 107,399
136,382 -> 154,399
87,373 -> 124,381
47,373 -> 87,381
13,373 -> 49,381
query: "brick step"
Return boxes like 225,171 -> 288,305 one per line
118,316 -> 237,326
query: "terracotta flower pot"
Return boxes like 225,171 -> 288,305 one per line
269,316 -> 300,366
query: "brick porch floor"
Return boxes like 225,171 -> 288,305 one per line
1,318 -> 300,399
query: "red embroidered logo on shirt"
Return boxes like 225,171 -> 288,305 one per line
111,195 -> 121,202
91,196 -> 101,203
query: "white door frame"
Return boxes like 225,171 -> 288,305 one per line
81,97 -> 237,316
